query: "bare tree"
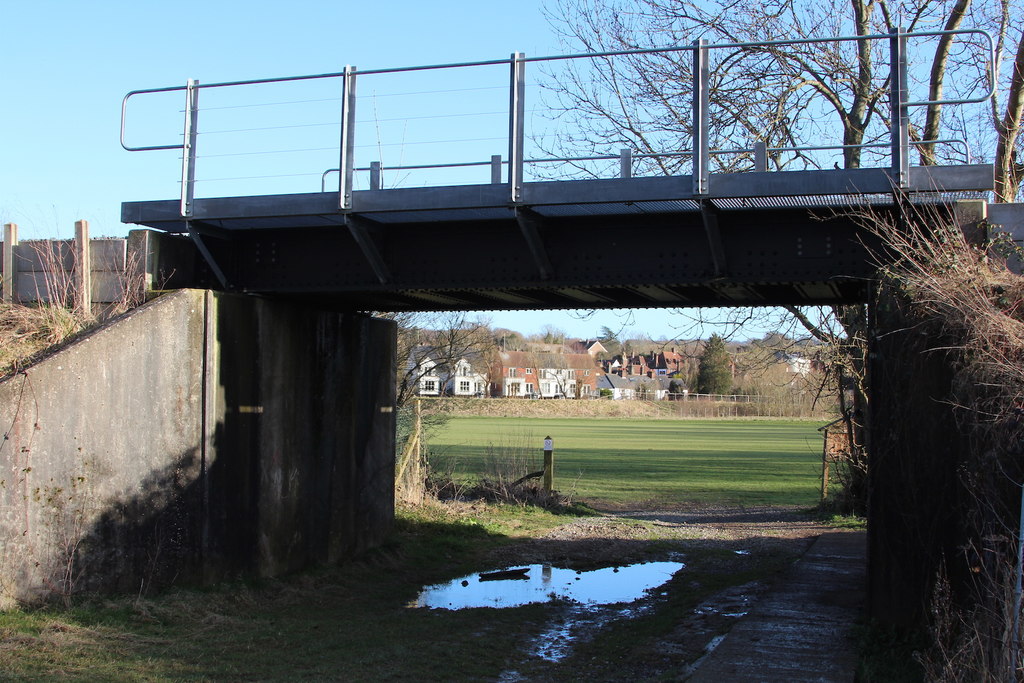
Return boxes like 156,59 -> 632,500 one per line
544,0 -> 1019,177
993,22 -> 1024,201
379,310 -> 493,407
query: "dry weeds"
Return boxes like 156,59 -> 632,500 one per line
0,302 -> 89,378
865,205 -> 1024,681
419,396 -> 823,420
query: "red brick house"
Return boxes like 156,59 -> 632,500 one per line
492,350 -> 602,398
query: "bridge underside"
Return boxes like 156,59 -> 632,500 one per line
122,166 -> 991,311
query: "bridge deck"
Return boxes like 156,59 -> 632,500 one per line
122,165 -> 992,311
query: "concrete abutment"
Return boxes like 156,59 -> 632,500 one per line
0,289 -> 395,605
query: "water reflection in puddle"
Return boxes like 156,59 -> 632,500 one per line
413,561 -> 684,610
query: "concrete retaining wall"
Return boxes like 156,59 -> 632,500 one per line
0,289 -> 395,605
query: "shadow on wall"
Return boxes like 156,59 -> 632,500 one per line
0,290 -> 396,606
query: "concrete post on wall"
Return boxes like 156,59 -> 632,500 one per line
2,223 -> 16,303
955,200 -> 988,247
73,220 -> 91,317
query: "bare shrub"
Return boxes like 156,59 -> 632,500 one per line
425,426 -> 574,510
862,202 -> 1024,679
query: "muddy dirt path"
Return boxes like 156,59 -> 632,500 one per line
477,504 -> 852,681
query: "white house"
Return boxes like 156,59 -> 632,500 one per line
407,347 -> 489,397
446,356 -> 489,397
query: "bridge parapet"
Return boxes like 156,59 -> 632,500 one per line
121,29 -> 995,213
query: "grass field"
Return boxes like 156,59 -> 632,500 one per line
428,417 -> 827,507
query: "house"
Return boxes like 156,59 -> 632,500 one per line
406,346 -> 444,396
566,339 -> 608,357
611,353 -> 650,377
599,374 -> 679,400
647,348 -> 687,376
493,350 -> 602,398
775,352 -> 813,377
446,355 -> 490,397
407,346 -> 488,397
628,375 -> 673,400
597,373 -> 635,400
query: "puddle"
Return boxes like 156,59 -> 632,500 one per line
413,561 -> 684,610
692,581 -> 760,619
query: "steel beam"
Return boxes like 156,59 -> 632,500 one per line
515,206 -> 554,280
186,221 -> 230,289
345,215 -> 391,284
699,199 -> 728,276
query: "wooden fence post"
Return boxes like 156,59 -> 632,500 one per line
2,223 -> 16,303
395,399 -> 424,504
74,220 -> 91,317
821,431 -> 831,503
543,436 -> 554,492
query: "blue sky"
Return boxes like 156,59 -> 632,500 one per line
4,0 -> 561,238
2,0 -> 776,341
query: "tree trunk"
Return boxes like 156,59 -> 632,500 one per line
994,29 -> 1024,202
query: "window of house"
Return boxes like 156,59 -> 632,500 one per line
525,368 -> 533,374
585,370 -> 590,376
525,383 -> 535,393
542,383 -> 551,394
423,380 -> 436,392
582,385 -> 591,395
459,380 -> 471,392
509,368 -> 518,377
568,369 -> 576,379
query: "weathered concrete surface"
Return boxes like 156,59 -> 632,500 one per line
688,531 -> 866,682
0,289 -> 395,605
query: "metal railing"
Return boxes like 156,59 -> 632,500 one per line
121,28 -> 994,218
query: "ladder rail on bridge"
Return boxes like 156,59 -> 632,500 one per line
118,29 -> 1004,312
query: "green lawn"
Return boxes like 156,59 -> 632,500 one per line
428,417 -> 826,507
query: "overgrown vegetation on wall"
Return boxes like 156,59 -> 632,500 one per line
868,204 -> 1024,680
0,302 -> 88,377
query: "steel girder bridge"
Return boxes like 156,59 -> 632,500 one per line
119,29 -> 1015,312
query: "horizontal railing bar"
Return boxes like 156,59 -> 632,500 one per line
125,28 -> 993,98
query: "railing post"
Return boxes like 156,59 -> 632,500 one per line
753,141 -> 768,172
692,39 -> 709,196
73,220 -> 92,318
491,155 -> 503,184
890,28 -> 910,189
509,52 -> 526,203
620,148 -> 633,178
180,79 -> 199,218
2,223 -> 17,303
339,65 -> 358,210
369,161 -> 382,190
